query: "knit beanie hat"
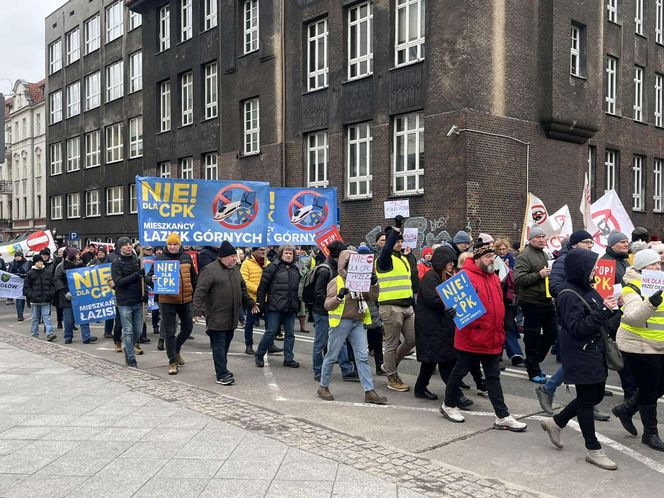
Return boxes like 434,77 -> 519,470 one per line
39,248 -> 51,256
607,231 -> 629,248
472,238 -> 495,259
422,247 -> 433,258
166,232 -> 182,245
632,226 -> 650,242
116,237 -> 132,250
569,230 -> 593,247
66,247 -> 80,261
32,255 -> 43,266
357,244 -> 372,254
633,249 -> 661,271
97,246 -> 108,255
453,230 -> 471,244
528,226 -> 546,240
327,240 -> 348,259
218,241 -> 236,258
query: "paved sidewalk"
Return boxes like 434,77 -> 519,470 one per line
0,331 -> 545,497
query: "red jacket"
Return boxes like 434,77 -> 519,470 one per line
453,258 -> 505,355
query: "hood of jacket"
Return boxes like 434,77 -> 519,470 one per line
337,250 -> 353,278
432,246 -> 455,274
462,255 -> 492,279
565,248 -> 599,289
624,265 -> 641,282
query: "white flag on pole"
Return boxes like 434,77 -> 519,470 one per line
589,189 -> 635,255
520,193 -> 564,248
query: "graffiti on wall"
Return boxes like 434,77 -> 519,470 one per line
364,215 -> 457,251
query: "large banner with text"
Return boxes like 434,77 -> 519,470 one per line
66,264 -> 116,325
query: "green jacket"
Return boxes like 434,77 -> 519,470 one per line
513,244 -> 551,305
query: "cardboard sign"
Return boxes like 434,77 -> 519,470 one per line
315,226 -> 343,258
345,254 -> 374,293
66,264 -> 116,325
384,199 -> 410,218
593,260 -> 616,298
153,260 -> 180,294
640,269 -> 664,297
402,228 -> 418,249
435,271 -> 487,329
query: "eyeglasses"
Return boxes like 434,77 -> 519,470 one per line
580,239 -> 594,246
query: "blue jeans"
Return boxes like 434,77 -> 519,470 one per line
16,298 -> 25,319
543,366 -> 564,395
312,312 -> 353,377
321,319 -> 374,391
63,308 -> 90,342
118,305 -> 144,362
504,326 -> 524,358
257,311 -> 296,361
31,304 -> 54,337
244,306 -> 257,346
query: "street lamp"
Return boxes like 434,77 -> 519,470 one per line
446,125 -> 531,194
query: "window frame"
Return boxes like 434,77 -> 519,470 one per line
85,130 -> 101,168
395,0 -> 425,67
129,184 -> 138,214
392,112 -> 424,195
106,60 -> 124,102
159,5 -> 171,52
656,74 -> 663,127
49,90 -> 63,124
180,0 -> 193,42
655,159 -> 663,212
160,80 -> 171,132
129,51 -> 143,93
66,81 -> 81,118
50,195 -> 63,220
129,116 -> 143,159
243,98 -> 260,155
106,186 -> 124,216
49,143 -> 62,176
570,25 -> 580,77
634,65 -> 644,122
66,136 -> 80,173
605,149 -> 618,193
243,0 -> 259,54
204,62 -> 218,119
204,152 -> 218,180
84,15 -> 100,54
633,155 -> 645,211
607,0 -> 618,24
85,190 -> 100,217
346,123 -> 373,199
105,123 -> 124,164
105,1 -> 124,43
85,71 -> 101,111
348,1 -> 373,81
48,39 -> 62,74
306,131 -> 329,188
67,192 -> 81,219
635,0 -> 644,36
307,19 -> 329,91
159,161 -> 172,178
129,11 -> 142,31
179,157 -> 194,179
66,28 -> 80,65
606,56 -> 618,115
657,0 -> 663,44
181,71 -> 194,126
204,0 -> 218,31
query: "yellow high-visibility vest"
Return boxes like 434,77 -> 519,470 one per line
328,276 -> 372,327
375,254 -> 413,303
621,279 -> 664,342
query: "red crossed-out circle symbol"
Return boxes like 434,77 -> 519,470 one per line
591,209 -> 620,248
288,189 -> 329,231
211,183 -> 259,230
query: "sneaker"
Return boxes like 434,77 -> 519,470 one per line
245,345 -> 255,355
530,375 -> 547,384
342,371 -> 360,382
168,363 -> 178,375
414,389 -> 438,401
593,407 -> 610,422
153,328 -> 160,335
313,375 -> 321,382
375,367 -> 387,377
536,385 -> 555,416
216,374 -> 235,386
365,390 -> 387,405
127,359 -> 138,369
64,339 -> 72,345
138,337 -> 151,344
103,332 -> 113,339
47,334 -> 57,342
540,418 -> 563,448
17,317 -> 24,321
476,379 -> 488,393
255,354 -> 265,368
114,342 -> 123,353
275,333 -> 285,341
57,323 -> 63,329
268,345 -> 284,354
82,336 -> 98,344
283,360 -> 300,368
157,338 -> 164,351
31,334 -> 39,338
134,344 -> 144,355
387,374 -> 409,392
440,403 -> 465,423
456,395 -> 474,409
494,415 -> 527,432
317,386 -> 334,401
585,449 -> 617,470
511,355 -> 525,367
176,353 -> 185,365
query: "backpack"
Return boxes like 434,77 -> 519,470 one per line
298,263 -> 330,305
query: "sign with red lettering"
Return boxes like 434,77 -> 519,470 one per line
315,226 -> 343,258
593,260 -> 616,299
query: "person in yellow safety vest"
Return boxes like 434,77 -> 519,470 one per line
317,249 -> 388,405
615,249 -> 664,452
375,215 -> 417,392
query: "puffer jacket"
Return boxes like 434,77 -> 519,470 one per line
257,257 -> 300,313
111,253 -> 144,306
145,247 -> 198,304
513,244 -> 550,305
548,242 -> 570,299
324,250 -> 379,320
53,259 -> 86,309
600,247 -> 629,285
23,266 -> 55,304
241,255 -> 267,301
197,246 -> 219,271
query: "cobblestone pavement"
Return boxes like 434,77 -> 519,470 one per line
0,329 -> 546,498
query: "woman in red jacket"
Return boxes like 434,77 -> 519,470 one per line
417,247 -> 433,280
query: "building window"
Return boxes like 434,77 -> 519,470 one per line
159,5 -> 171,51
348,1 -> 373,80
49,143 -> 62,176
66,82 -> 80,118
181,72 -> 193,126
306,131 -> 329,188
634,66 -> 643,122
129,117 -> 143,158
605,149 -> 618,192
347,123 -> 372,198
181,0 -> 192,41
105,123 -> 123,163
633,155 -> 645,211
657,0 -> 663,44
36,114 -> 41,134
607,0 -> 618,24
243,98 -> 260,155
655,159 -> 663,212
48,39 -> 62,74
67,193 -> 80,219
159,80 -> 171,132
159,161 -> 171,178
50,196 -> 63,220
179,157 -> 193,179
49,91 -> 62,124
106,186 -> 123,215
66,28 -> 80,65
606,56 -> 617,115
307,19 -> 328,91
84,15 -> 100,54
106,61 -> 124,102
635,0 -> 644,36
395,0 -> 425,67
656,74 -> 663,127
243,0 -> 259,54
204,0 -> 218,30
85,130 -> 101,168
106,1 -> 123,43
393,112 -> 424,195
129,184 -> 138,213
570,25 -> 581,77
85,71 -> 101,110
66,137 -> 80,172
86,190 -> 100,217
204,153 -> 218,180
204,62 -> 218,119
129,11 -> 142,31
129,51 -> 142,93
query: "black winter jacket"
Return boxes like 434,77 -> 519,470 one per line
557,249 -> 622,385
311,257 -> 338,316
257,259 -> 300,313
548,243 -> 570,299
23,266 -> 55,304
415,266 -> 456,364
8,259 -> 28,278
111,254 -> 144,306
197,246 -> 220,271
53,259 -> 85,309
600,247 -> 629,285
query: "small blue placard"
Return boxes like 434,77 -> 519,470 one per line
153,260 -> 180,294
435,271 -> 486,329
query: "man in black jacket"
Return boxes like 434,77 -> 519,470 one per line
255,245 -> 301,368
24,255 -> 56,341
197,246 -> 220,271
111,237 -> 145,368
311,241 -> 356,382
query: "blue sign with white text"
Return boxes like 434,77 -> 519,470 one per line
66,264 -> 116,325
435,271 -> 486,329
153,260 -> 180,295
267,188 -> 338,245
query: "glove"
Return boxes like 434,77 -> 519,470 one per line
65,292 -> 72,301
649,290 -> 663,307
137,268 -> 145,277
394,215 -> 404,229
337,287 -> 350,300
370,274 -> 378,286
444,307 -> 457,319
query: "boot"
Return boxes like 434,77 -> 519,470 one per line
639,404 -> 664,452
298,316 -> 310,333
114,342 -> 123,353
611,397 -> 639,436
585,449 -> 617,470
157,338 -> 164,351
317,386 -> 334,401
134,344 -> 144,355
168,363 -> 178,375
365,390 -> 387,405
176,353 -> 185,365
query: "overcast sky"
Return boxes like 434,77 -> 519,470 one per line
0,0 -> 66,94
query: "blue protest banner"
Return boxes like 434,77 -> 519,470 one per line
435,271 -> 486,329
66,264 -> 116,325
137,176 -> 270,246
267,188 -> 338,245
153,260 -> 180,294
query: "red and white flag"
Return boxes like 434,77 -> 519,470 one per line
520,193 -> 564,248
589,189 -> 634,255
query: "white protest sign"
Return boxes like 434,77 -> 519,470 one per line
345,253 -> 374,293
0,271 -> 24,299
494,254 -> 508,282
640,270 -> 664,297
384,199 -> 410,218
612,284 -> 622,298
402,228 -> 418,249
